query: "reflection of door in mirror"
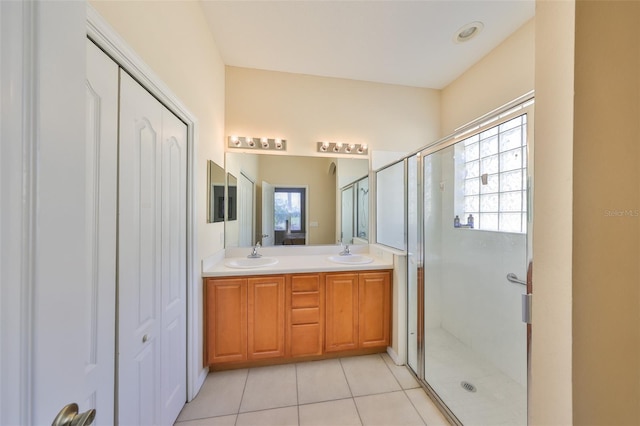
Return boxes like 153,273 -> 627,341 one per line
207,160 -> 226,223
261,181 -> 275,246
238,173 -> 255,246
341,186 -> 354,244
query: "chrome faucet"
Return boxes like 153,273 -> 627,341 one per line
248,242 -> 262,258
339,244 -> 351,256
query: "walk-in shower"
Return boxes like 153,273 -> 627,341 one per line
403,98 -> 533,425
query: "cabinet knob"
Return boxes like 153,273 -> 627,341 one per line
142,334 -> 149,343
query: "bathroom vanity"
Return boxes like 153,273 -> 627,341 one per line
202,248 -> 393,369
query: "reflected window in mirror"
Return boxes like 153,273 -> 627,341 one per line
207,160 -> 225,223
274,187 -> 306,245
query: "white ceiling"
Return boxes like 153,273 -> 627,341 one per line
200,0 -> 534,89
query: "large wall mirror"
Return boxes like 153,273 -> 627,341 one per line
225,152 -> 368,248
207,160 -> 226,223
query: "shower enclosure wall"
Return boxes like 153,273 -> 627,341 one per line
401,100 -> 533,425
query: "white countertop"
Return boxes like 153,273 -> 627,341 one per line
202,245 -> 395,277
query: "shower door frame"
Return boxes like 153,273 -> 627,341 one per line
406,92 -> 535,425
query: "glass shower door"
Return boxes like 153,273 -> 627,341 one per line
422,113 -> 529,425
407,155 -> 420,373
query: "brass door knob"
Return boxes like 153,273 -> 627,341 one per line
52,403 -> 96,426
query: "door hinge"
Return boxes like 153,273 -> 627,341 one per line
522,293 -> 532,324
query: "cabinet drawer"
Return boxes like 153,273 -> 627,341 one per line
291,292 -> 319,308
291,307 -> 320,324
291,276 -> 320,292
290,323 -> 322,357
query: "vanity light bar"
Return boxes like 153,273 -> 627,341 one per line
228,136 -> 287,151
317,141 -> 368,155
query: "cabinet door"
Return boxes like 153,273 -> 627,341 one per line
248,276 -> 286,359
289,274 -> 323,357
358,272 -> 391,348
325,273 -> 359,352
205,278 -> 247,364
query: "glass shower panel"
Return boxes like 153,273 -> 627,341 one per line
407,155 -> 419,372
341,186 -> 354,244
423,142 -> 527,426
376,161 -> 406,250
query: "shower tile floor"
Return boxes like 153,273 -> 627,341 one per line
175,353 -> 451,426
425,328 -> 527,426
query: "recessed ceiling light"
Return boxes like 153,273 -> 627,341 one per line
454,21 -> 484,43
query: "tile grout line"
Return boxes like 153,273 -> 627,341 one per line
381,353 -> 428,426
234,368 -> 251,426
295,362 -> 301,426
338,356 -> 364,426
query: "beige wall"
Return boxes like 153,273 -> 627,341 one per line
440,18 -> 535,136
225,66 -> 440,156
530,1 -> 575,424
572,1 -> 640,424
90,0 -> 227,261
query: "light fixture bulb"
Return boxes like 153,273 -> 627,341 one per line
261,138 -> 269,149
231,135 -> 241,146
274,139 -> 283,149
320,142 -> 328,152
246,137 -> 255,147
344,144 -> 353,153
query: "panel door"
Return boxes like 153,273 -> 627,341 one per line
325,273 -> 359,352
118,70 -> 187,425
358,272 -> 391,348
248,276 -> 286,359
159,101 -> 188,425
84,38 -> 118,425
206,278 -> 248,364
261,181 -> 275,246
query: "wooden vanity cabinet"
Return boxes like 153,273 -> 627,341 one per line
325,273 -> 359,352
205,269 -> 391,366
247,276 -> 286,360
325,271 -> 391,352
204,278 -> 247,364
358,272 -> 391,348
287,274 -> 323,357
205,275 -> 285,365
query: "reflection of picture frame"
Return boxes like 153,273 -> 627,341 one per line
227,186 -> 237,221
227,173 -> 237,221
213,185 -> 225,222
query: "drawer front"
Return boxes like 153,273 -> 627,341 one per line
290,323 -> 322,357
291,292 -> 319,308
291,275 -> 320,292
291,307 -> 320,325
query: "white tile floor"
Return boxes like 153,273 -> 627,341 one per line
175,354 -> 451,426
424,328 -> 527,426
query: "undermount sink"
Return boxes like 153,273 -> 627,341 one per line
224,257 -> 279,269
327,254 -> 374,265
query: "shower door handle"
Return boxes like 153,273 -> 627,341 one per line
506,272 -> 526,286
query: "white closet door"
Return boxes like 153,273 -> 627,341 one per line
159,98 -> 188,425
85,39 -> 118,425
118,70 -> 187,425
